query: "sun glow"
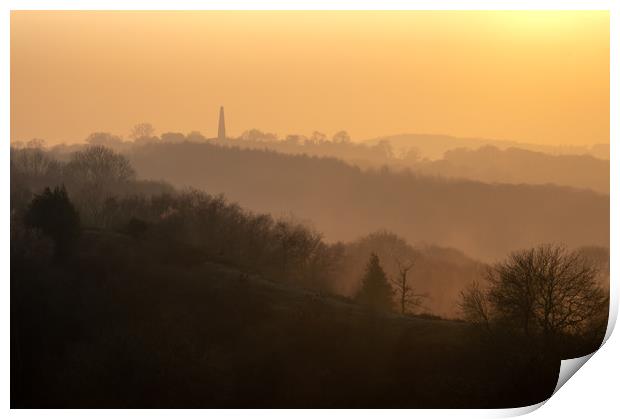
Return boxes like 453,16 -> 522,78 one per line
502,10 -> 586,30
10,10 -> 609,146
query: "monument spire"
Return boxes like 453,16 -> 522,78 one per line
218,106 -> 226,140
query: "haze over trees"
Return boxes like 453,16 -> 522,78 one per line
408,146 -> 609,194
14,138 -> 607,315
179,130 -> 610,193
11,144 -> 485,315
156,129 -> 609,193
367,133 -> 610,161
123,141 -> 609,261
10,8 -> 610,408
22,127 -> 609,194
10,138 -> 609,408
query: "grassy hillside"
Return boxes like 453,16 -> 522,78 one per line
11,144 -> 605,408
12,229 -> 561,408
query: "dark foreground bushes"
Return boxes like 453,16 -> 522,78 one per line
11,227 -> 561,408
10,145 -> 604,408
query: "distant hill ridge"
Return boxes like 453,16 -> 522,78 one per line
128,141 -> 609,262
408,145 -> 609,195
366,133 -> 609,160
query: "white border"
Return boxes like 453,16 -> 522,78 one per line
1,1 -> 617,11
2,1 -> 616,418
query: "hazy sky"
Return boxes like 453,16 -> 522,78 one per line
11,11 -> 609,145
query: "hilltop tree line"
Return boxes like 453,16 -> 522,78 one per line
12,145 -> 339,289
18,125 -> 396,170
17,123 -> 609,195
12,140 -> 494,316
12,144 -> 608,323
12,144 -> 434,310
11,143 -> 609,407
115,140 -> 608,262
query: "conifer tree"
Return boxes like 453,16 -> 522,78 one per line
356,253 -> 393,311
25,185 -> 80,260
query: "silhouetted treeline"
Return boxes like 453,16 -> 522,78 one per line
23,129 -> 395,169
337,231 -> 487,318
367,133 -> 610,161
406,146 -> 609,194
230,129 -> 397,171
10,145 -> 489,313
122,141 -> 608,261
10,219 -> 563,407
12,143 -> 609,314
11,145 -> 174,227
11,145 -> 344,290
10,143 -> 608,408
23,129 -> 609,193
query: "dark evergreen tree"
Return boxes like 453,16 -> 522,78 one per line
24,186 -> 80,261
356,253 -> 393,311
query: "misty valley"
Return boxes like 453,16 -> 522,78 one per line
10,131 -> 609,408
8,8 -> 613,411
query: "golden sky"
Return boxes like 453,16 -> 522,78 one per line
11,11 -> 609,145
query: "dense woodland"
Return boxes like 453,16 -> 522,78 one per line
407,146 -> 609,194
39,129 -> 610,194
119,141 -> 608,261
10,138 -> 609,407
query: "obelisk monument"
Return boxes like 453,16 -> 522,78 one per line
218,106 -> 226,140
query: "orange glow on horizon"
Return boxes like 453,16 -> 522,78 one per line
10,10 -> 609,146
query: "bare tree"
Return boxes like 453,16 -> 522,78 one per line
130,123 -> 155,141
459,244 -> 607,342
26,138 -> 46,149
390,257 -> 426,315
458,281 -> 490,331
240,129 -> 277,142
66,145 -> 135,184
309,131 -> 327,144
332,130 -> 351,143
65,146 -> 136,226
272,220 -> 322,281
11,146 -> 59,178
